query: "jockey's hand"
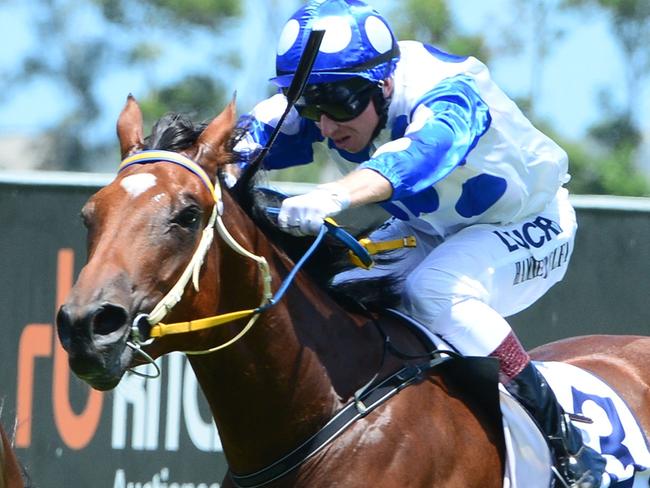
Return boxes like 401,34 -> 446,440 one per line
278,184 -> 350,236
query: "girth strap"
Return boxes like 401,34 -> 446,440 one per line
229,354 -> 452,488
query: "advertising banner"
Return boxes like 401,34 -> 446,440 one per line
0,175 -> 648,487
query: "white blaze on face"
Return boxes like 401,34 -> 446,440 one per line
120,173 -> 157,198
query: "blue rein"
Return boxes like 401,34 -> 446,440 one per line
259,224 -> 328,312
258,211 -> 373,313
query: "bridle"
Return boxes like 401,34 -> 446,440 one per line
118,150 -> 274,363
116,148 -> 378,375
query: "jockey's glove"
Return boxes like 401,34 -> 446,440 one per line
278,184 -> 351,236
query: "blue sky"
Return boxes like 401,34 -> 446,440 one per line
0,0 -> 645,147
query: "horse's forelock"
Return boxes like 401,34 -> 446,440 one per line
144,113 -> 207,152
144,112 -> 243,167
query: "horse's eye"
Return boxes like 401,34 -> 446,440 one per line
173,206 -> 202,230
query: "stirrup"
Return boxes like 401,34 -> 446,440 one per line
552,465 -> 608,488
550,429 -> 607,488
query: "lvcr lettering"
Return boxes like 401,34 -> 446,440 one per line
493,216 -> 563,252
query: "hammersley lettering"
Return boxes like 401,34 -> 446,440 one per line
513,242 -> 571,285
492,216 -> 563,252
113,467 -> 220,488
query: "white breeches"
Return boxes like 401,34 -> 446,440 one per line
333,188 -> 577,357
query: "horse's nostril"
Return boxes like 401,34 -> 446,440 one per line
56,305 -> 73,349
92,304 -> 129,336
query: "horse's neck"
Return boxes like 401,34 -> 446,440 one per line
190,207 -> 385,473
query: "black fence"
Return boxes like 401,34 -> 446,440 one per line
0,172 -> 648,486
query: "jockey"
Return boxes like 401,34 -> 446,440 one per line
234,0 -> 606,486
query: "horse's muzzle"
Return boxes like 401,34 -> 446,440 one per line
57,302 -> 129,347
56,302 -> 133,388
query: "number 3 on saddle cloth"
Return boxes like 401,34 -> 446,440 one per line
499,360 -> 650,488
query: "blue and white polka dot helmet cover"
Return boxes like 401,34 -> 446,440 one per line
272,0 -> 399,87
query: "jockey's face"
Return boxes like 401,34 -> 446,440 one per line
317,100 -> 381,153
315,78 -> 393,154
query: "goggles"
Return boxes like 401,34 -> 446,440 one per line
289,79 -> 380,123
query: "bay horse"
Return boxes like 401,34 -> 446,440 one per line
56,96 -> 650,487
1,424 -> 24,488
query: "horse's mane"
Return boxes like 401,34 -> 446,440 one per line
146,112 -> 402,309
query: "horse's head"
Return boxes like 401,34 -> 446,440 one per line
56,95 -> 237,390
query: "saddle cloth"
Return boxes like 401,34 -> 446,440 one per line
501,361 -> 650,488
383,309 -> 650,488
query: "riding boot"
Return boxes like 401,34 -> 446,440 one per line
505,362 -> 607,488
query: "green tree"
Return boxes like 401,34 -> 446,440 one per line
2,0 -> 243,171
550,112 -> 650,196
138,75 -> 228,129
498,0 -> 568,119
557,0 -> 650,195
482,0 -> 649,196
387,0 -> 489,60
563,0 -> 650,122
92,0 -> 241,27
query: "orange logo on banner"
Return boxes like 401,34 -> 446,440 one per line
16,249 -> 104,450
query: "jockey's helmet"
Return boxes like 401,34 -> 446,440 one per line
271,0 -> 400,88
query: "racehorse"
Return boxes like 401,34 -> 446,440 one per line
56,96 -> 650,487
1,424 -> 24,488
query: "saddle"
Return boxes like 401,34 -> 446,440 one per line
384,308 -> 650,488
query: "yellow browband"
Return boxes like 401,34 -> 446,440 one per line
120,150 -> 218,201
120,150 -> 271,354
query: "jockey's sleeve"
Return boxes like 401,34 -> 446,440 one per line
233,94 -> 324,170
360,75 -> 491,200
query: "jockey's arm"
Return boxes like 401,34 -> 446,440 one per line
334,168 -> 393,207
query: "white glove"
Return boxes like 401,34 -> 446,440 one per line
278,184 -> 351,236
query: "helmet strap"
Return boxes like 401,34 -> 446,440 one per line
370,82 -> 391,141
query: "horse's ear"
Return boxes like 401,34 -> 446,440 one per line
194,97 -> 237,177
116,94 -> 144,160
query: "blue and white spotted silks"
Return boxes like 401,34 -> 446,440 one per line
234,40 -> 569,237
